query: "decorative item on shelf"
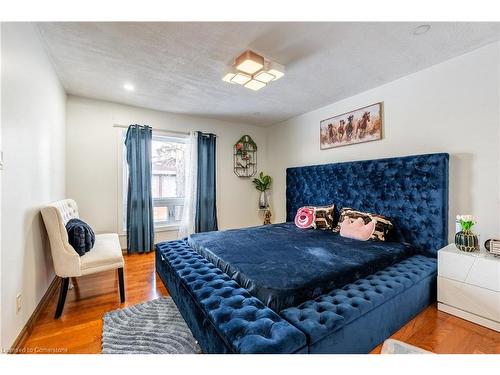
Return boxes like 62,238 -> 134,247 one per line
454,215 -> 479,252
485,239 -> 500,256
263,210 -> 272,225
233,135 -> 257,177
259,191 -> 269,210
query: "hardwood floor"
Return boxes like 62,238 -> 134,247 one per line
16,252 -> 499,354
18,252 -> 167,354
371,305 -> 500,354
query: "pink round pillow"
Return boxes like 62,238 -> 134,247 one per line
294,207 -> 316,229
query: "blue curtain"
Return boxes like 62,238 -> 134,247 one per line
196,132 -> 218,232
125,125 -> 154,253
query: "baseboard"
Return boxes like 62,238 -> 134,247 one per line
121,249 -> 157,254
438,302 -> 500,332
8,276 -> 61,353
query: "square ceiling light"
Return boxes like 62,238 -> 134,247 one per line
244,79 -> 266,91
222,50 -> 284,91
254,70 -> 275,83
235,50 -> 264,75
222,72 -> 236,83
267,61 -> 285,80
230,72 -> 252,85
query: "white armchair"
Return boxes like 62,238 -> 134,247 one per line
41,199 -> 125,318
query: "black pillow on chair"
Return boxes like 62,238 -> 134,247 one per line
66,218 -> 95,256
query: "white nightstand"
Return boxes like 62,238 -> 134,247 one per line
437,244 -> 500,332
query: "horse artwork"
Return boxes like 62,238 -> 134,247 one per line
320,102 -> 383,149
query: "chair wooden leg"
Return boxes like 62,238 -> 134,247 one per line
118,267 -> 125,303
55,277 -> 69,319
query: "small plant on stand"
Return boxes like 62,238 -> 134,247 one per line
252,172 -> 272,224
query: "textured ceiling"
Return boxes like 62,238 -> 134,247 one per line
37,22 -> 500,126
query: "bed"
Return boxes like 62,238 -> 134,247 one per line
156,153 -> 449,353
188,223 -> 414,312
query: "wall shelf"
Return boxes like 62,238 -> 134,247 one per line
233,135 -> 257,177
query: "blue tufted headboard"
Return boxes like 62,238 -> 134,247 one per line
286,153 -> 449,256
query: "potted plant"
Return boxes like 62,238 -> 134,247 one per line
455,215 -> 479,252
252,172 -> 272,209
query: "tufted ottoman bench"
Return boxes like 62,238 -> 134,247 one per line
280,255 -> 436,353
156,240 -> 307,354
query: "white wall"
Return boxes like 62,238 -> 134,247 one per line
0,23 -> 3,350
267,42 -> 500,245
1,23 -> 66,349
66,96 -> 268,246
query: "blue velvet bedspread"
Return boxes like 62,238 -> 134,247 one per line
188,223 -> 415,312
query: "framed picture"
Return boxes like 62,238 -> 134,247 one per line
320,102 -> 383,149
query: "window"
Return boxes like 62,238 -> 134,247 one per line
123,133 -> 189,229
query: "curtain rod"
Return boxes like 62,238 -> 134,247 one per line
112,124 -> 218,137
112,124 -> 190,136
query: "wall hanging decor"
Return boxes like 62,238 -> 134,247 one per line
233,135 -> 257,177
320,102 -> 383,149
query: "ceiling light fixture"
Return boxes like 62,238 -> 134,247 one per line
413,24 -> 431,36
254,64 -> 276,83
267,61 -> 285,80
123,83 -> 135,92
235,50 -> 264,75
222,73 -> 236,83
222,70 -> 237,84
222,50 -> 285,91
230,72 -> 252,85
244,79 -> 267,91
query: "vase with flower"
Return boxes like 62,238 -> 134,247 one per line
455,215 -> 479,252
252,172 -> 272,209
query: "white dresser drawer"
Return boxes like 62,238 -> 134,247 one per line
438,244 -> 500,292
437,243 -> 500,331
438,276 -> 500,322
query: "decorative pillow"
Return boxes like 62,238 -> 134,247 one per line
295,207 -> 316,229
311,204 -> 335,230
294,204 -> 335,230
334,207 -> 393,241
66,218 -> 95,256
339,217 -> 376,241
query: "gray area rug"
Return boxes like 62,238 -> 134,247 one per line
102,297 -> 202,354
381,339 -> 433,354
